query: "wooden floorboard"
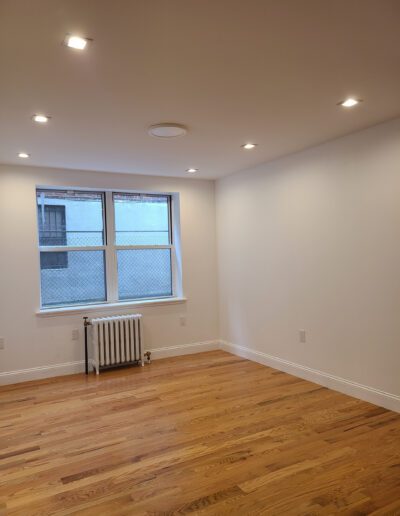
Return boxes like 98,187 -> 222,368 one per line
0,350 -> 399,515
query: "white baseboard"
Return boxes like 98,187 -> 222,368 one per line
0,340 -> 220,386
0,361 -> 85,386
3,340 -> 397,414
147,340 -> 220,360
220,341 -> 400,413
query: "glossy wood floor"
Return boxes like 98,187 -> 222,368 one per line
1,351 -> 400,515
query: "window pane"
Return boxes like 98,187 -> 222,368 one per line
40,251 -> 68,270
37,189 -> 104,247
114,193 -> 170,245
117,249 -> 172,300
40,251 -> 106,307
37,205 -> 67,246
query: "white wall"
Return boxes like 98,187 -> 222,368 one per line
216,118 -> 400,410
2,118 -> 400,412
0,165 -> 219,382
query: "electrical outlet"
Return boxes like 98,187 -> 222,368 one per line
179,315 -> 187,327
72,329 -> 79,341
0,337 -> 4,350
299,329 -> 306,343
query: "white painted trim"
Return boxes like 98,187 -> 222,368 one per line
3,340 -> 397,413
220,341 -> 400,413
104,190 -> 118,302
0,340 -> 219,386
40,245 -> 106,252
0,361 -> 85,385
36,297 -> 187,317
148,340 -> 220,360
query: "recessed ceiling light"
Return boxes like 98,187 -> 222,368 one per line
18,152 -> 30,159
32,114 -> 50,123
339,98 -> 361,108
186,168 -> 198,173
148,123 -> 187,138
64,35 -> 89,50
242,143 -> 257,150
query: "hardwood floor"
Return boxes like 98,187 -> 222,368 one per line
0,350 -> 399,515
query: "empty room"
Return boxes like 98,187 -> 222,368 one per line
1,0 -> 400,514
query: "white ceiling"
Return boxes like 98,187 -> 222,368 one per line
1,0 -> 400,179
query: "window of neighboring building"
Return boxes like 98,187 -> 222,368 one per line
37,205 -> 68,269
36,188 -> 179,309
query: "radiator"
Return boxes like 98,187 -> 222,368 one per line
90,314 -> 144,374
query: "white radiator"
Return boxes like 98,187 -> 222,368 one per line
90,314 -> 144,374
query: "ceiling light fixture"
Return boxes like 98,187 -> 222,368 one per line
339,98 -> 361,108
242,143 -> 257,150
18,152 -> 30,159
64,34 -> 90,50
186,168 -> 198,173
32,114 -> 50,123
148,123 -> 187,138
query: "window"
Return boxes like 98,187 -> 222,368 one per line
38,205 -> 68,269
114,193 -> 173,300
36,188 -> 179,309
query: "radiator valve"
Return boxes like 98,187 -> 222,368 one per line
144,351 -> 152,364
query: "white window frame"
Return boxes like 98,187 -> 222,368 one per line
37,186 -> 184,314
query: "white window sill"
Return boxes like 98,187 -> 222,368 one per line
36,297 -> 187,318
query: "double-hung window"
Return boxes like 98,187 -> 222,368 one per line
36,188 -> 179,309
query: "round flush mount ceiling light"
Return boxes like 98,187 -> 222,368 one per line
186,168 -> 198,173
18,152 -> 30,159
148,123 -> 187,139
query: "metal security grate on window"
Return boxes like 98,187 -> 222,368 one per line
37,189 -> 104,247
40,251 -> 106,307
37,189 -> 107,308
113,193 -> 171,246
36,188 -> 179,309
117,248 -> 172,300
113,192 -> 173,302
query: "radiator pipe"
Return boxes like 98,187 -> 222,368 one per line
83,317 -> 92,375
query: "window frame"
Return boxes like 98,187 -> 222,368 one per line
36,186 -> 183,311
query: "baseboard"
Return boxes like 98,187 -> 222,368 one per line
146,340 -> 220,360
0,361 -> 85,386
0,340 -> 220,386
4,340 -> 397,413
220,341 -> 400,413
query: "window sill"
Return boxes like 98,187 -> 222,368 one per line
36,297 -> 187,318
